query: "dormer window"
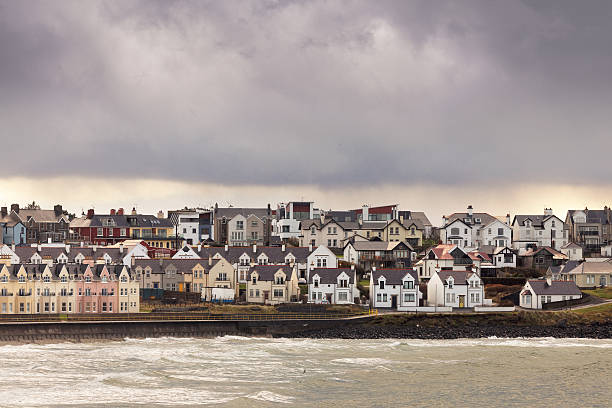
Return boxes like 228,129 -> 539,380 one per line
0,276 -> 7,283
403,280 -> 414,289
85,276 -> 92,283
275,276 -> 285,285
311,226 -> 316,234
447,279 -> 453,289
339,279 -> 348,288
314,279 -> 319,288
43,275 -> 50,283
61,276 -> 67,283
252,276 -> 257,284
379,280 -> 385,290
18,276 -> 25,283
552,221 -> 556,227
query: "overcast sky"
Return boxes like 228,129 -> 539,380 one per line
1,0 -> 612,223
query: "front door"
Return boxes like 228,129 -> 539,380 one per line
391,295 -> 398,309
600,276 -> 607,287
458,295 -> 465,308
185,283 -> 191,292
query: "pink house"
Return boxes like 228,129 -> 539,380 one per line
75,264 -> 119,313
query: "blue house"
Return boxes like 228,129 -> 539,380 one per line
0,207 -> 26,245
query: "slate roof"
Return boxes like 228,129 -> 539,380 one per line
513,215 -> 550,228
408,212 -> 432,227
437,270 -> 478,285
0,212 -> 22,227
350,241 -> 413,251
248,265 -> 294,281
562,261 -> 612,275
14,209 -> 69,223
562,242 -> 582,249
445,212 -> 498,226
372,268 -> 418,285
522,246 -> 568,260
325,211 -> 357,223
197,246 -> 312,264
528,280 -> 582,296
309,268 -> 355,284
214,207 -> 271,220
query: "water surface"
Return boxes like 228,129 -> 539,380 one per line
0,336 -> 610,407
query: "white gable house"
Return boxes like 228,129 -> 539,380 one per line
309,267 -> 358,304
369,268 -> 421,311
427,270 -> 487,308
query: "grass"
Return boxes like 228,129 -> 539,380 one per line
359,279 -> 370,287
573,302 -> 612,315
583,287 -> 612,299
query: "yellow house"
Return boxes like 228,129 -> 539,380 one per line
127,213 -> 176,249
247,265 -> 299,305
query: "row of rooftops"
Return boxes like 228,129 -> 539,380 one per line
1,263 -> 132,280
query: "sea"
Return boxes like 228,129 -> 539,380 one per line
0,336 -> 610,407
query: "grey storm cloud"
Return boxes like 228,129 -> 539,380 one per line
1,0 -> 612,186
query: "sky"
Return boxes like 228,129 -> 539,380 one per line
1,0 -> 612,225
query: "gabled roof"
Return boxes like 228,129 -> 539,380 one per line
350,241 -> 413,252
372,268 -> 418,285
197,246 -> 312,264
561,242 -> 582,249
437,270 -> 479,285
428,244 -> 463,260
527,280 -> 581,296
567,209 -> 611,225
562,261 -> 612,275
14,209 -> 69,224
248,265 -> 294,281
309,268 -> 354,284
214,207 -> 271,220
445,212 -> 498,226
522,247 -> 568,260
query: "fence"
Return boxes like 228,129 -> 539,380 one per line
0,309 -> 378,323
482,277 -> 527,285
541,293 -> 592,310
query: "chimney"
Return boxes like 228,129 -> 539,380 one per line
11,204 -> 19,214
544,208 -> 553,217
131,207 -> 137,215
282,244 -> 286,252
87,209 -> 94,219
80,241 -> 84,247
47,237 -> 52,244
372,266 -> 376,272
208,255 -> 212,266
546,276 -> 552,286
467,205 -> 473,216
442,215 -> 447,226
66,245 -> 70,254
506,214 -> 511,225
117,208 -> 124,215
157,210 -> 164,219
11,243 -> 15,251
54,204 -> 63,216
224,244 -> 228,252
253,244 -> 257,253
37,244 -> 41,252
362,205 -> 369,222
1,207 -> 6,217
110,209 -> 116,215
119,243 -> 124,254
351,265 -> 355,270
400,215 -> 404,223
309,244 -> 313,252
92,245 -> 97,252
197,244 -> 202,252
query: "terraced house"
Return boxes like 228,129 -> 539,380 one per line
0,263 -> 139,314
565,207 -> 612,254
511,209 -> 568,251
8,204 -> 71,244
308,267 -> 359,304
441,205 -> 511,249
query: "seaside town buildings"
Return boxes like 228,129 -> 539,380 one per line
1,199 -> 612,316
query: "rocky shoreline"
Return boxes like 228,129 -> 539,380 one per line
283,322 -> 612,339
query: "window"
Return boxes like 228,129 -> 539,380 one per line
18,275 -> 25,283
338,292 -> 348,301
311,226 -> 316,234
382,294 -> 387,302
273,289 -> 284,297
339,279 -> 348,288
376,293 -> 381,302
43,275 -> 50,283
447,280 -> 453,289
404,293 -> 415,302
403,281 -> 414,289
314,279 -> 319,288
451,227 -> 459,235
275,276 -> 285,285
498,228 -> 504,235
379,281 -> 385,289
236,221 -> 244,230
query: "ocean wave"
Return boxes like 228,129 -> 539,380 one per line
247,391 -> 295,404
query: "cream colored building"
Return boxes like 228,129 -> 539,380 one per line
247,265 -> 299,305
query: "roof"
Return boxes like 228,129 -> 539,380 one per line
372,268 -> 418,285
248,265 -> 294,281
407,212 -> 432,227
527,280 -> 581,296
309,268 -> 355,284
350,241 -> 412,252
562,261 -> 612,275
359,221 -> 388,230
513,215 -> 549,228
428,244 -> 461,260
324,211 -> 357,223
568,209 -> 611,225
14,209 -> 69,224
562,242 -> 582,249
437,270 -> 478,285
214,207 -> 271,220
197,246 -> 313,264
522,247 -> 568,260
445,212 -> 498,227
0,212 -> 23,227
467,251 -> 492,262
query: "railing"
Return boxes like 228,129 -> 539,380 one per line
0,293 -> 14,297
0,309 -> 378,323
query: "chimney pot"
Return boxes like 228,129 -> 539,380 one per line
282,244 -> 286,252
253,244 -> 257,253
118,208 -> 124,215
110,209 -> 116,215
224,244 -> 228,252
197,244 -> 202,252
87,209 -> 94,219
309,244 -> 313,252
10,204 -> 19,213
66,244 -> 70,254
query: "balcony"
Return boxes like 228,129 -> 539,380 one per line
579,231 -> 600,236
0,292 -> 14,297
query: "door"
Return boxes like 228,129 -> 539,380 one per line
391,295 -> 398,309
178,283 -> 184,292
185,283 -> 191,292
458,295 -> 465,308
600,276 -> 607,287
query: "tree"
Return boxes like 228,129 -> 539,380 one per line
25,201 -> 40,210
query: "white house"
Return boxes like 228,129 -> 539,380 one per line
306,245 -> 338,282
519,278 -> 582,309
309,267 -> 359,304
512,209 -> 569,251
561,242 -> 583,261
415,244 -> 475,281
479,220 -> 512,248
441,206 -> 511,249
369,268 -> 421,311
441,219 -> 473,248
427,270 -> 486,308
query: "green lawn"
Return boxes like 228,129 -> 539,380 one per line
583,287 -> 612,299
359,279 -> 370,287
573,302 -> 612,314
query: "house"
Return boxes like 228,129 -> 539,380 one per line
565,207 -> 612,254
518,247 -> 568,271
399,210 -> 433,239
300,218 -> 357,248
414,244 -> 479,281
441,205 -> 511,249
246,265 -> 299,305
308,267 -> 359,304
561,242 -> 583,261
427,270 -> 486,308
343,241 -> 413,270
560,260 -> 612,288
212,206 -> 273,246
478,245 -> 517,275
306,246 -> 338,281
275,201 -> 318,240
519,278 -> 582,309
0,207 -> 26,245
70,208 -> 176,249
512,209 -> 569,251
369,268 -> 421,311
9,203 -> 71,244
601,244 -> 612,257
167,207 -> 212,245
